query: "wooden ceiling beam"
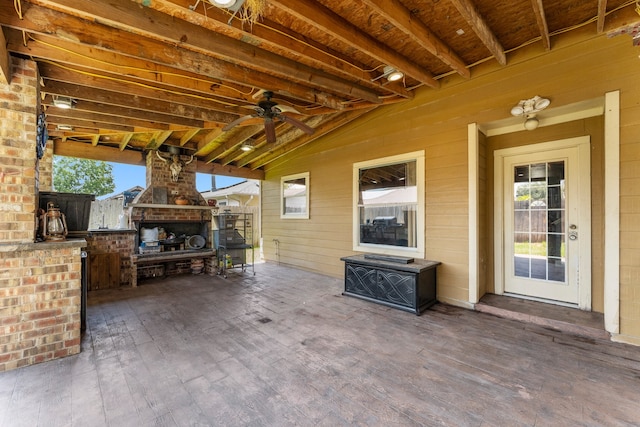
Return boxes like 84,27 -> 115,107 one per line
4,29 -> 252,113
269,0 -> 439,88
179,129 -> 201,147
530,0 -> 551,51
0,27 -> 9,85
246,110 -> 372,170
53,139 -> 147,166
196,161 -> 264,181
0,3 -> 353,110
45,106 -> 175,131
42,80 -> 231,126
193,128 -> 224,157
44,115 -> 136,133
597,0 -> 608,33
361,0 -> 470,79
145,131 -> 174,150
119,133 -> 133,151
203,126 -> 263,163
37,61 -> 241,123
141,0 -> 413,99
43,93 -> 208,130
29,0 -> 383,104
449,0 -> 507,66
603,4 -> 640,33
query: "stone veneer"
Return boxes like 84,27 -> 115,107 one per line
0,57 -> 83,371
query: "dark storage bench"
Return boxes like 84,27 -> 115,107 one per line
340,254 -> 440,315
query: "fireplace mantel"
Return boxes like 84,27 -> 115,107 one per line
129,203 -> 217,211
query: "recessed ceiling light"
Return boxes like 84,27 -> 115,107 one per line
53,96 -> 74,109
209,0 -> 237,7
383,65 -> 404,82
240,139 -> 255,151
456,29 -> 465,36
56,124 -> 73,131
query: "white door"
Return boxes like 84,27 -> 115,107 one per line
495,137 -> 591,308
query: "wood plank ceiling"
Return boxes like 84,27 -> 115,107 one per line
0,0 -> 638,179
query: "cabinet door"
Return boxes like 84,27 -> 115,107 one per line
376,269 -> 416,308
344,264 -> 378,297
88,252 -> 120,290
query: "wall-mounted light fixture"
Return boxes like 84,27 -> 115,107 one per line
52,96 -> 74,109
510,95 -> 550,131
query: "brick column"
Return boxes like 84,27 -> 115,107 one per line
0,57 -> 83,371
0,57 -> 38,242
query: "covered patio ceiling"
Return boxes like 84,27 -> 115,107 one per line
1,0 -> 638,179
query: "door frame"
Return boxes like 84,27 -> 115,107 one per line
494,137 -> 591,309
468,91 -> 620,333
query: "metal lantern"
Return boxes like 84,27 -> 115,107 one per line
40,202 -> 68,241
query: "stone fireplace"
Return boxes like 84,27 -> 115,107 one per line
127,149 -> 218,285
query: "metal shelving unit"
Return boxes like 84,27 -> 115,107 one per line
214,212 -> 254,278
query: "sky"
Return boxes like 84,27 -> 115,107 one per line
105,162 -> 245,199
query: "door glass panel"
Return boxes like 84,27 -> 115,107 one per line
512,161 -> 566,282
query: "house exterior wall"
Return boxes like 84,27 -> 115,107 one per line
261,28 -> 640,342
0,57 -> 83,371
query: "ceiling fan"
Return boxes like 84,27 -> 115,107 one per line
223,91 -> 315,143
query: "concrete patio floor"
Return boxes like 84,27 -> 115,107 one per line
1,262 -> 638,426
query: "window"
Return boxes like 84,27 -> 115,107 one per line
281,172 -> 309,219
353,151 -> 424,257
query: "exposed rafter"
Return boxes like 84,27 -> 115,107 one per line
530,0 -> 551,50
362,0 -> 470,79
449,0 -> 507,66
0,0 -> 634,176
269,0 -> 439,88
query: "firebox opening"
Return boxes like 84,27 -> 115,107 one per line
134,220 -> 210,254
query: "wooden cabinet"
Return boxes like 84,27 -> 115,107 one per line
341,254 -> 440,315
88,252 -> 120,290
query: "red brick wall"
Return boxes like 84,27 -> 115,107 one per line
135,150 -> 206,207
0,244 -> 82,370
0,57 -> 82,371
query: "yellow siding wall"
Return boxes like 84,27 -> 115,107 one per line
262,27 -> 640,338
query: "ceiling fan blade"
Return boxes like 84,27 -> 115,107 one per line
223,114 -> 255,131
264,118 -> 277,143
278,114 -> 315,135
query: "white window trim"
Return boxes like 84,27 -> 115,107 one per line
352,151 -> 425,258
280,172 -> 309,219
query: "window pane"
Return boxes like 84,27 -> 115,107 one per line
281,173 -> 309,219
358,160 -> 417,248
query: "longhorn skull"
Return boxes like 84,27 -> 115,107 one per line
156,150 -> 194,182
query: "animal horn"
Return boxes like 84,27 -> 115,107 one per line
155,150 -> 168,163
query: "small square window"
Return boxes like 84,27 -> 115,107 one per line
281,172 -> 309,219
